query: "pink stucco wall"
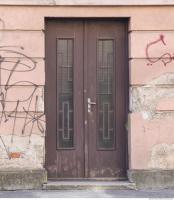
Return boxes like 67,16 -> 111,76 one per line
0,5 -> 173,170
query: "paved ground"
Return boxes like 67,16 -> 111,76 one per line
0,189 -> 174,198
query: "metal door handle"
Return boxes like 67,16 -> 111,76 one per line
88,98 -> 96,105
88,98 -> 96,113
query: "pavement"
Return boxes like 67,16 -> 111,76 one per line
0,189 -> 174,198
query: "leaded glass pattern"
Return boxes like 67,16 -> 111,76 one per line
57,39 -> 74,148
97,39 -> 115,149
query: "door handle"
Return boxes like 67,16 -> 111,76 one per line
88,98 -> 96,113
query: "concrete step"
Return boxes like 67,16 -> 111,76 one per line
43,180 -> 136,190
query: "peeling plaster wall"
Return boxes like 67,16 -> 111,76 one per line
130,32 -> 174,169
0,5 -> 173,170
149,143 -> 174,169
0,13 -> 45,169
0,135 -> 44,169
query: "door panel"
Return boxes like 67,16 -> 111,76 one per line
45,19 -> 128,179
45,20 -> 85,178
86,21 -> 127,178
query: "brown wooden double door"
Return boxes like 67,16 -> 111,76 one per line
45,19 -> 128,179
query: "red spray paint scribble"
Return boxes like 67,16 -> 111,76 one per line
145,34 -> 174,66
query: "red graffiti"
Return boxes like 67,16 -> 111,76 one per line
145,34 -> 174,66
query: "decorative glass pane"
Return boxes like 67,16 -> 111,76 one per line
97,39 -> 115,149
57,39 -> 74,148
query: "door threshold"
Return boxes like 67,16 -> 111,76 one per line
48,177 -> 127,181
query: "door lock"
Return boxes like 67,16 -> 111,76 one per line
87,98 -> 96,113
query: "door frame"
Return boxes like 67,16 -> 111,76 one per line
44,17 -> 129,179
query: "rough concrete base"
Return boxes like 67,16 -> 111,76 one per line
0,168 -> 47,190
128,169 -> 174,189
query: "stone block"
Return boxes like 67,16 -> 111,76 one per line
128,169 -> 174,189
0,168 -> 47,190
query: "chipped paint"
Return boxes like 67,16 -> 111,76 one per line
148,143 -> 174,169
0,134 -> 44,169
89,168 -> 122,177
131,73 -> 174,120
